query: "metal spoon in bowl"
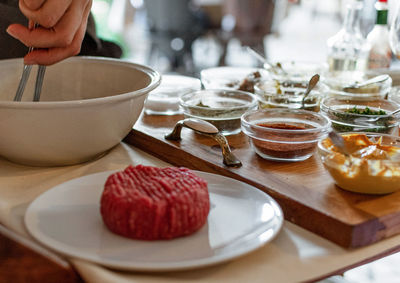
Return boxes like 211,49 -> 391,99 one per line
328,131 -> 351,157
354,107 -> 400,125
342,74 -> 390,92
301,74 -> 320,109
390,108 -> 400,116
245,46 -> 287,76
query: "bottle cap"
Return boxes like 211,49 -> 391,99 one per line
378,0 -> 387,2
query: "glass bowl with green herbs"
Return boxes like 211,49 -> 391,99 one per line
320,97 -> 400,134
180,89 -> 258,135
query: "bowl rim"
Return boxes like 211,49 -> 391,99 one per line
0,56 -> 161,109
254,81 -> 327,97
200,66 -> 268,76
320,97 -> 400,118
241,108 -> 331,134
180,89 -> 259,111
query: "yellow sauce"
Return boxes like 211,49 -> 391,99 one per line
321,133 -> 400,194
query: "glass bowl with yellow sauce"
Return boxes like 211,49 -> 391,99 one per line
318,132 -> 400,194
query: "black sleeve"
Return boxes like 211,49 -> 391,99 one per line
0,1 -> 29,59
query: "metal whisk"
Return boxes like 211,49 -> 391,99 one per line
13,24 -> 46,102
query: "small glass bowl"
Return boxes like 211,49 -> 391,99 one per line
318,132 -> 400,194
241,109 -> 331,162
323,71 -> 392,100
254,79 -> 327,112
144,74 -> 201,115
180,89 -> 258,135
200,67 -> 269,93
320,97 -> 400,134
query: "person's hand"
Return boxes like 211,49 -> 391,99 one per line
6,0 -> 93,66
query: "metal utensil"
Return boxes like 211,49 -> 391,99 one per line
13,59 -> 33,101
342,74 -> 389,91
165,118 -> 242,167
328,131 -> 351,157
301,74 -> 320,109
329,131 -> 400,162
353,107 -> 400,126
13,23 -> 46,102
33,65 -> 46,101
390,108 -> 400,116
245,46 -> 287,76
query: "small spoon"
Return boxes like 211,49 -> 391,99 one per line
354,107 -> 400,125
165,118 -> 242,167
245,46 -> 287,75
343,74 -> 390,91
301,74 -> 320,109
390,108 -> 400,116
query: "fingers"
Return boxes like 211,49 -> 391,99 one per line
20,0 -> 73,28
7,0 -> 92,65
23,2 -> 91,65
8,0 -> 91,47
8,3 -> 85,48
22,0 -> 46,10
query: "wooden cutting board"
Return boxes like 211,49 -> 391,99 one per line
124,113 -> 400,248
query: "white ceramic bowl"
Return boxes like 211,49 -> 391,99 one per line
0,57 -> 160,166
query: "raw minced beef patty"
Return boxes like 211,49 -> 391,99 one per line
100,164 -> 210,240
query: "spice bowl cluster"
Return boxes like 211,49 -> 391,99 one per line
146,62 -> 400,172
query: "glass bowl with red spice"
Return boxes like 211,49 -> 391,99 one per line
241,109 -> 331,162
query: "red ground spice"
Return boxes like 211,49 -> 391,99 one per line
252,123 -> 317,160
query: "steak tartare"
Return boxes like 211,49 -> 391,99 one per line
100,165 -> 210,240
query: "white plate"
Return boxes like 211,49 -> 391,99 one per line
25,170 -> 283,272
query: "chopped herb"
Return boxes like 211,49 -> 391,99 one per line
346,106 -> 387,115
330,106 -> 395,134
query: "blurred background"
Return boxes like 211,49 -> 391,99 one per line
91,0 -> 399,77
89,1 -> 400,282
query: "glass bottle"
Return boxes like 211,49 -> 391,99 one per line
389,2 -> 400,58
326,0 -> 370,73
367,0 -> 391,69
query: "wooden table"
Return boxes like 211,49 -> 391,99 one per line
1,118 -> 400,282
